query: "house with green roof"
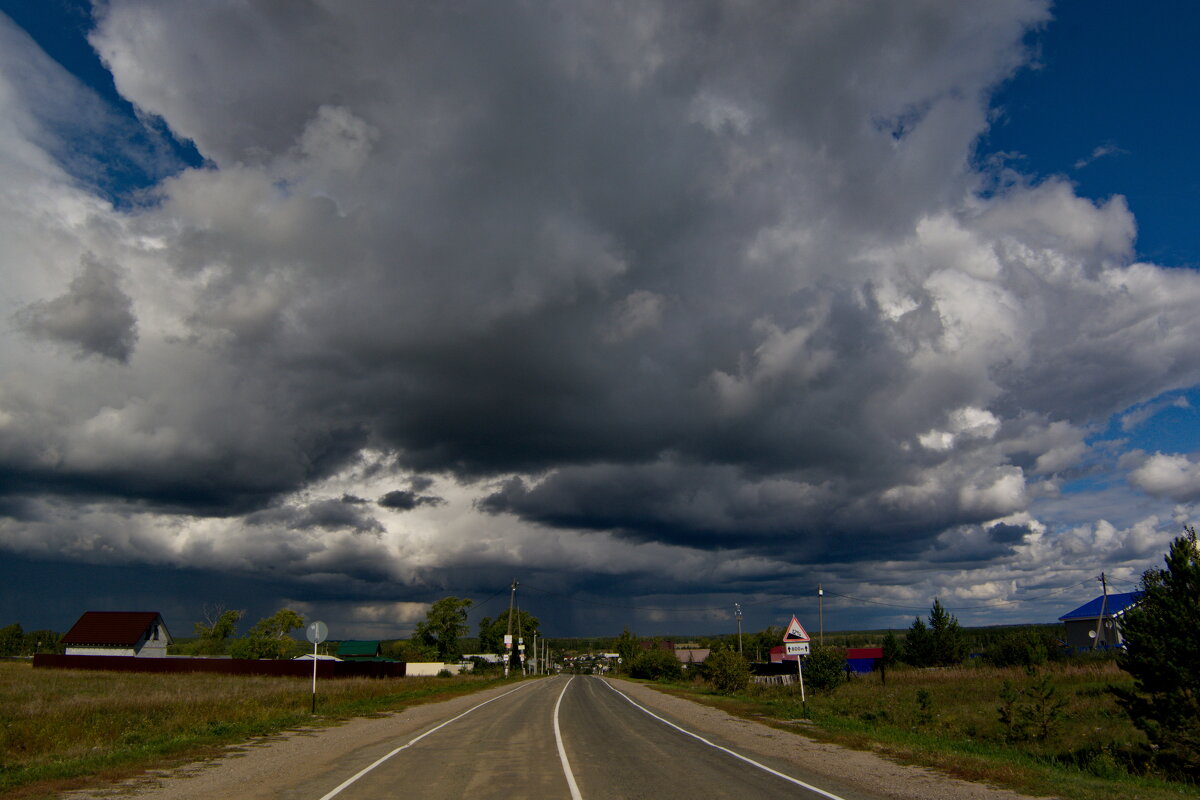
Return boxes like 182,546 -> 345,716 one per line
336,640 -> 384,659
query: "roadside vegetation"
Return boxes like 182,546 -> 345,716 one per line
644,657 -> 1196,800
617,528 -> 1200,800
0,663 -> 515,798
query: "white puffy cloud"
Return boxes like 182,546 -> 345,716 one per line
1129,453 -> 1200,502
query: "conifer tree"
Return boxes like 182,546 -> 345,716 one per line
903,598 -> 966,667
928,598 -> 967,666
1115,526 -> 1200,778
903,616 -> 934,666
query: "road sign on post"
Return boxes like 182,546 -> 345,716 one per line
306,621 -> 328,714
782,615 -> 811,717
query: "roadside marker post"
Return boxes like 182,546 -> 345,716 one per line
306,621 -> 328,714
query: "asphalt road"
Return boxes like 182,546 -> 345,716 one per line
305,675 -> 866,800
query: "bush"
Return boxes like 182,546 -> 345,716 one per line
802,645 -> 847,691
629,648 -> 683,681
704,646 -> 750,694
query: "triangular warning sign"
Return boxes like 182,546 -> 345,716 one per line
783,615 -> 811,642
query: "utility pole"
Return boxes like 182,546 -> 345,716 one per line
532,633 -> 538,675
505,579 -> 518,678
1092,572 -> 1109,650
735,603 -> 743,653
818,585 -> 824,645
516,604 -> 526,675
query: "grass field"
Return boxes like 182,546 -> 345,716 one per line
0,661 -> 512,798
657,660 -> 1199,800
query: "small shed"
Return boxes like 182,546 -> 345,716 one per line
336,640 -> 383,659
61,611 -> 172,657
1059,592 -> 1141,651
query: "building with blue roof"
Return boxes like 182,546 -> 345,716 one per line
1058,591 -> 1141,651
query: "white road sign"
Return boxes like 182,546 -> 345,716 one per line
306,621 -> 328,644
785,641 -> 810,656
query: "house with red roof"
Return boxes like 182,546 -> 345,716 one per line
61,611 -> 172,658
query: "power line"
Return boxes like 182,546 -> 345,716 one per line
519,577 -> 1098,615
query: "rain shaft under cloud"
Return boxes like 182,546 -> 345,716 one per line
1,0 -> 1198,635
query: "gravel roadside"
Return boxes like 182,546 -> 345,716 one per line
56,676 -> 1052,800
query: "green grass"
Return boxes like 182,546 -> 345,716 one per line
0,662 -> 515,798
651,661 -> 1199,800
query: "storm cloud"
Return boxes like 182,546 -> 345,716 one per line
17,254 -> 137,362
0,0 -> 1195,635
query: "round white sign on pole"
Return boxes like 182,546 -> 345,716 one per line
306,620 -> 328,644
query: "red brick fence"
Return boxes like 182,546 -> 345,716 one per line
33,653 -> 407,678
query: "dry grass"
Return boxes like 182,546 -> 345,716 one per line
0,661 -> 510,797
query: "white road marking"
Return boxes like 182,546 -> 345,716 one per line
315,680 -> 536,800
553,676 -> 584,800
599,678 -> 850,800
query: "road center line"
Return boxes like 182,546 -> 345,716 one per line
599,679 -> 849,800
553,676 -> 584,800
315,680 -> 537,800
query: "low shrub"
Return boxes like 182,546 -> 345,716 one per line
704,646 -> 750,694
629,648 -> 683,681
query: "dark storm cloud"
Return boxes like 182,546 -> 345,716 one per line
477,457 -> 1023,561
378,490 -> 444,511
245,497 -> 383,534
17,254 -> 137,362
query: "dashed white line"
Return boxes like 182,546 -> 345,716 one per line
599,678 -> 850,800
315,680 -> 536,800
553,676 -> 584,800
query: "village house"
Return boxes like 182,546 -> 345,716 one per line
674,647 -> 710,667
1058,591 -> 1141,651
335,640 -> 384,659
61,611 -> 172,657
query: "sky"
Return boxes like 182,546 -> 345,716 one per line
2,0 -> 1200,642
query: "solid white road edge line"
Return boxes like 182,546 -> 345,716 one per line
553,676 -> 584,800
315,680 -> 537,800
599,678 -> 850,800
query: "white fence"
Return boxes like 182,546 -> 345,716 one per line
752,674 -> 798,686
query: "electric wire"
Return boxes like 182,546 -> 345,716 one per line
518,576 -> 1098,615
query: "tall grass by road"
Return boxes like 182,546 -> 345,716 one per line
657,660 -> 1197,800
0,661 -> 510,798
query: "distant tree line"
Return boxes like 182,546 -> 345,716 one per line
0,624 -> 62,656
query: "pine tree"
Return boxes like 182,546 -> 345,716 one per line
903,617 -> 934,666
1115,526 -> 1200,778
928,598 -> 967,667
881,630 -> 901,667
